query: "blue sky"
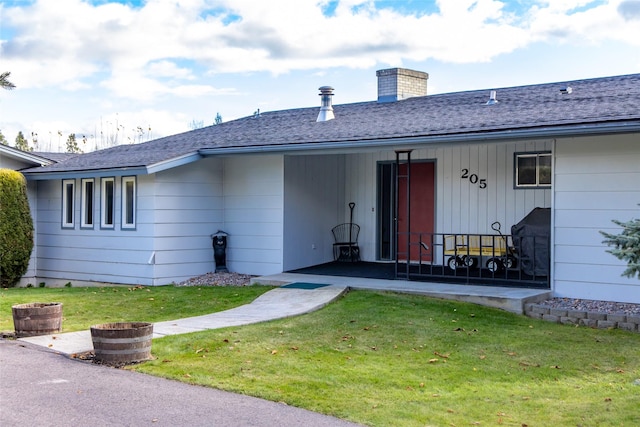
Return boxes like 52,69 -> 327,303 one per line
1,0 -> 639,152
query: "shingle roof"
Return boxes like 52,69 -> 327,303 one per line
23,73 -> 640,176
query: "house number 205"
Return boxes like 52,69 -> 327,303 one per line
461,169 -> 487,189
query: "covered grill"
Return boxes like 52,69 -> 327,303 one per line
511,208 -> 551,276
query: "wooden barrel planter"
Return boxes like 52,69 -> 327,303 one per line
90,322 -> 153,365
12,302 -> 63,338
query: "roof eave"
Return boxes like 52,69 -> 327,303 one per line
0,145 -> 54,167
22,152 -> 203,180
199,120 -> 640,156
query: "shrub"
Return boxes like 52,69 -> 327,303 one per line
601,207 -> 640,279
0,169 -> 34,287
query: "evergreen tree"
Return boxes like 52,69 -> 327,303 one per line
66,133 -> 82,153
14,131 -> 31,151
214,112 -> 223,125
601,209 -> 640,279
0,71 -> 16,90
0,130 -> 7,146
0,169 -> 34,287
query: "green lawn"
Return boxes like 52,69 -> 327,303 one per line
2,286 -> 639,426
0,285 -> 272,332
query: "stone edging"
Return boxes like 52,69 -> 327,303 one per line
524,303 -> 640,333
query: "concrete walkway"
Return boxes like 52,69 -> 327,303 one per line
18,275 -> 550,357
253,273 -> 551,314
18,284 -> 348,356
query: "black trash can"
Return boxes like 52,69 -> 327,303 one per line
211,230 -> 229,273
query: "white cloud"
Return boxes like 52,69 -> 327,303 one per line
2,0 -> 638,99
1,0 -> 639,146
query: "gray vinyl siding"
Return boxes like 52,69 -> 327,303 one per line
33,176 -> 155,285
151,157 -> 223,285
223,155 -> 284,275
31,158 -> 224,286
553,133 -> 640,303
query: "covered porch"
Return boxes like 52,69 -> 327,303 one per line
281,139 -> 552,290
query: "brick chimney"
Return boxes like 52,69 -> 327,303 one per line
376,68 -> 429,103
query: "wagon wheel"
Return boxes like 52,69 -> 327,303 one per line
447,256 -> 460,270
505,256 -> 518,269
462,256 -> 477,268
486,258 -> 504,273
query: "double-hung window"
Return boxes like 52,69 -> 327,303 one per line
62,179 -> 75,228
121,176 -> 136,229
514,152 -> 552,188
101,177 -> 115,229
81,179 -> 94,228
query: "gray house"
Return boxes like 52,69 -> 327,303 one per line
13,68 -> 640,304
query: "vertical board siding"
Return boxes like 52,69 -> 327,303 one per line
223,155 -> 284,276
283,154 -> 344,270
554,134 -> 640,302
341,141 -> 552,263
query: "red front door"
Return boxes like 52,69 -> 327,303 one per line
397,162 -> 435,262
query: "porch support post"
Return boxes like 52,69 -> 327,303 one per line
395,149 -> 413,279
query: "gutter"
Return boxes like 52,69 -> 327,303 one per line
199,121 -> 640,156
23,152 -> 203,180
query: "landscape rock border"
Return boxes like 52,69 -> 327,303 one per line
525,299 -> 640,333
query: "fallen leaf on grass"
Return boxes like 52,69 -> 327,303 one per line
271,349 -> 278,355
604,397 -> 612,402
434,351 -> 450,359
429,358 -> 439,363
290,346 -> 299,351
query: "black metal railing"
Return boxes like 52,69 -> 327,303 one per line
395,232 -> 550,288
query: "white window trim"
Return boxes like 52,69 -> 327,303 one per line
62,179 -> 75,229
515,152 -> 552,189
101,177 -> 115,229
81,178 -> 94,228
121,176 -> 136,229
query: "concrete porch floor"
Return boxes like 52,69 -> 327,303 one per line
251,273 -> 552,314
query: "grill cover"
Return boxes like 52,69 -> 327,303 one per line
511,208 -> 551,276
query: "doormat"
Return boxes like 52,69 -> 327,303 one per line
281,282 -> 331,290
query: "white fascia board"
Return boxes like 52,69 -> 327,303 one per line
24,167 -> 148,181
145,152 -> 203,174
0,145 -> 53,166
23,152 -> 203,180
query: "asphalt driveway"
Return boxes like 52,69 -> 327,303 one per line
0,340 -> 362,427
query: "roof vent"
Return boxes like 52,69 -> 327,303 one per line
485,90 -> 499,105
560,86 -> 573,94
316,86 -> 335,122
